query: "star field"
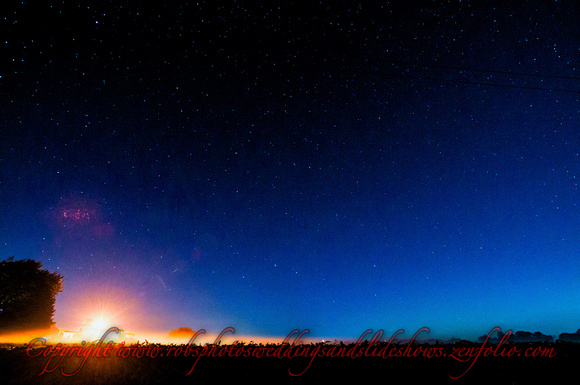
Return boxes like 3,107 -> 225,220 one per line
1,0 -> 578,341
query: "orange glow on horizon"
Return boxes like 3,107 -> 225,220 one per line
0,328 -> 55,345
0,324 -> 337,346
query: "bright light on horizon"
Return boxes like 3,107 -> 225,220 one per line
54,279 -> 146,333
82,315 -> 112,340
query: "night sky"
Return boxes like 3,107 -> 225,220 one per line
1,1 -> 578,342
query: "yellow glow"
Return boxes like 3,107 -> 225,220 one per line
47,279 -> 158,343
82,315 -> 111,340
55,281 -> 140,332
91,316 -> 108,331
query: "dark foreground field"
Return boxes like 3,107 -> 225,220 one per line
1,341 -> 578,385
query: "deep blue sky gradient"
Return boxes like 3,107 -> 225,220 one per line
1,0 -> 578,341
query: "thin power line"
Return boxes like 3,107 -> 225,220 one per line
298,66 -> 580,94
381,60 -> 579,81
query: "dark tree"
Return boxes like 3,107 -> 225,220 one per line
558,329 -> 580,343
513,331 -> 533,342
0,257 -> 63,332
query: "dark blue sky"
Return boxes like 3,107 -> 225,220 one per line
1,0 -> 578,341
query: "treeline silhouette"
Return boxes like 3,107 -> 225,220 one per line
3,337 -> 580,385
477,329 -> 580,344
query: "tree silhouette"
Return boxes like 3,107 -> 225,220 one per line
559,329 -> 580,343
0,257 -> 63,332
